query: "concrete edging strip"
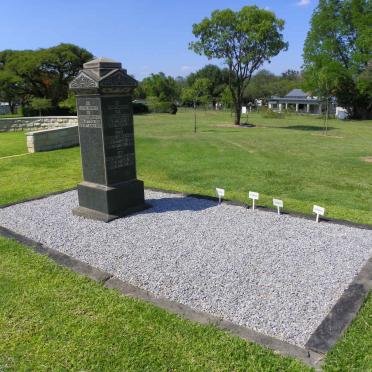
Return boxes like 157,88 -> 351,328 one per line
305,257 -> 372,354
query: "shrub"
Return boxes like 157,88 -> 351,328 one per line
30,98 -> 52,116
260,107 -> 285,119
133,102 -> 149,114
148,100 -> 177,114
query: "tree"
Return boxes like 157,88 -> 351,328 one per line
244,69 -> 303,103
0,69 -> 23,113
182,78 -> 211,132
186,65 -> 229,107
220,86 -> 233,109
303,0 -> 372,119
59,93 -> 77,113
356,60 -> 372,114
30,97 -> 52,116
141,72 -> 180,102
190,6 -> 288,125
0,44 -> 93,113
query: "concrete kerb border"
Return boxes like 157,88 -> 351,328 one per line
1,187 -> 371,368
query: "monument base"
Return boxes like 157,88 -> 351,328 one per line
72,179 -> 151,222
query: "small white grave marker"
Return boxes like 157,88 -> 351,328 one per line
313,205 -> 325,223
216,188 -> 225,204
248,191 -> 259,210
242,106 -> 247,114
273,198 -> 283,215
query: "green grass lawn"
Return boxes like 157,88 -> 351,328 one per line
0,110 -> 372,370
2,110 -> 372,223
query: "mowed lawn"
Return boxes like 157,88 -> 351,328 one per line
0,110 -> 372,370
1,110 -> 372,223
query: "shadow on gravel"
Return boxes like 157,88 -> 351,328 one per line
145,196 -> 216,213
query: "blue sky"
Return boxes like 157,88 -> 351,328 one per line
0,0 -> 317,79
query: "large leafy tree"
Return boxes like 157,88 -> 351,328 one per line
190,6 -> 288,125
141,72 -> 180,102
0,44 -> 92,113
186,64 -> 229,107
0,68 -> 23,113
303,0 -> 372,119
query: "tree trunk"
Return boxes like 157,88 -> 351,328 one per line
234,104 -> 241,125
325,100 -> 329,135
8,101 -> 16,114
194,101 -> 197,133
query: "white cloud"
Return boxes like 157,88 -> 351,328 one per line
297,0 -> 310,6
181,65 -> 191,72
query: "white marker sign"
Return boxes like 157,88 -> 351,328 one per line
273,198 -> 283,215
216,188 -> 225,204
242,106 -> 247,114
248,191 -> 259,210
313,205 -> 325,223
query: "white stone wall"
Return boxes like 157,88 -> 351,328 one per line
0,116 -> 78,132
26,126 -> 79,153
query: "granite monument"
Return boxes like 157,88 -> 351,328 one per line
69,57 -> 148,222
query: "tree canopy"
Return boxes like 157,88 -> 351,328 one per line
141,72 -> 180,103
303,0 -> 372,119
0,43 -> 93,114
190,6 -> 288,124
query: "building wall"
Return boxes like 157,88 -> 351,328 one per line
0,116 -> 78,132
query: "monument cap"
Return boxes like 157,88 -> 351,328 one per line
83,57 -> 123,77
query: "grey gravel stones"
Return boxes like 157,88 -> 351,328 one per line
0,190 -> 371,347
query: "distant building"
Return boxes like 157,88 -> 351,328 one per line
268,89 -> 335,114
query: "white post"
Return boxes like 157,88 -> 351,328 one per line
279,103 -> 282,112
295,103 -> 299,112
268,103 -> 272,109
307,104 -> 310,113
285,103 -> 288,110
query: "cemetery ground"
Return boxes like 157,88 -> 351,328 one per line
0,110 -> 371,370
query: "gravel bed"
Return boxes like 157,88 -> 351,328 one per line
0,189 -> 371,347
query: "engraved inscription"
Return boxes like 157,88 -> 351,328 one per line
105,133 -> 134,150
106,153 -> 135,170
105,99 -> 132,129
77,97 -> 102,128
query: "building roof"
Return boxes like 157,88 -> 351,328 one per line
268,88 -> 321,103
285,89 -> 308,98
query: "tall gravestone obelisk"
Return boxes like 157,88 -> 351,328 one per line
69,57 -> 149,222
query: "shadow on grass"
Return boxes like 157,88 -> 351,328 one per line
145,196 -> 216,213
278,125 -> 335,131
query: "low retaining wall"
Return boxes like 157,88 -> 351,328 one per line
0,116 -> 77,132
26,126 -> 79,153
